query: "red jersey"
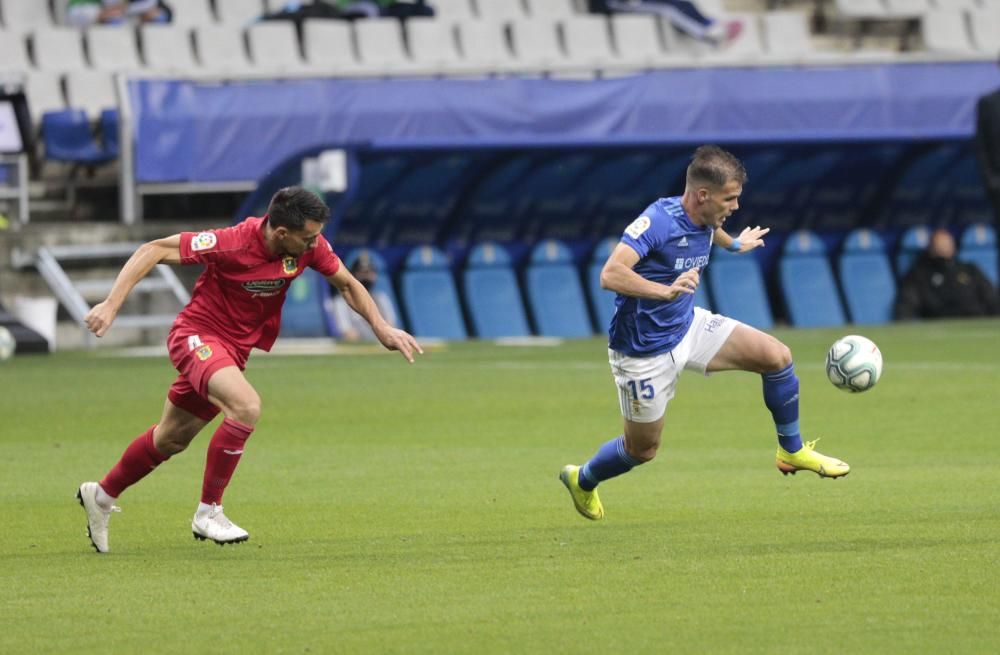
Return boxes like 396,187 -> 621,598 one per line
173,216 -> 340,352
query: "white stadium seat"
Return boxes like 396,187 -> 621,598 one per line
141,25 -> 200,72
65,69 -> 117,118
247,21 -> 303,74
968,6 -> 1000,52
524,0 -> 577,20
302,19 -> 359,75
884,0 -> 933,17
31,27 -> 89,72
430,0 -> 476,21
921,9 -> 976,54
169,0 -> 217,26
354,18 -> 422,75
214,0 -> 265,26
25,71 -> 66,123
407,18 -> 488,75
610,14 -> 685,69
561,16 -> 620,71
0,0 -> 54,32
454,20 -> 520,74
700,13 -> 765,62
193,25 -> 253,74
87,26 -> 143,72
474,0 -> 528,22
0,31 -> 31,72
760,11 -> 820,59
508,19 -> 569,72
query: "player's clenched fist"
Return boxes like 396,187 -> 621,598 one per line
666,267 -> 700,301
84,301 -> 118,337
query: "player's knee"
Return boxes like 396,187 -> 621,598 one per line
227,394 -> 262,426
763,339 -> 793,372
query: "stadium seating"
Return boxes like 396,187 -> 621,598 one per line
31,28 -> 89,72
920,10 -> 977,55
969,6 -> 1000,53
279,268 -> 332,338
958,223 -> 998,287
838,229 -> 897,325
24,72 -> 66,124
587,238 -> 618,332
247,22 -> 305,74
707,247 -> 773,330
525,240 -> 594,338
215,0 -> 265,26
354,18 -> 422,75
64,70 -> 117,119
895,225 -> 930,277
0,32 -> 31,73
609,13 -> 686,69
302,20 -> 359,75
526,0 -> 577,20
0,0 -> 54,32
141,25 -> 201,73
778,230 -> 847,328
399,245 -> 467,340
462,242 -> 531,339
341,248 -> 401,324
169,0 -> 218,26
100,109 -> 120,158
41,109 -> 115,165
193,25 -> 254,74
87,26 -> 143,72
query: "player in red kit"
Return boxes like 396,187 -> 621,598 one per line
76,187 -> 422,553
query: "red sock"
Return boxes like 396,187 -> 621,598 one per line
99,426 -> 169,498
201,418 -> 254,505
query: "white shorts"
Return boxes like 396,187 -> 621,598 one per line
609,307 -> 740,423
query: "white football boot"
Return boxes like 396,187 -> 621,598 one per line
77,482 -> 120,554
192,504 -> 249,546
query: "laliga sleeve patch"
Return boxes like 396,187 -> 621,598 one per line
624,216 -> 651,239
191,232 -> 218,252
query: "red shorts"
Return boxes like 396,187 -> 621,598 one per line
166,330 -> 249,422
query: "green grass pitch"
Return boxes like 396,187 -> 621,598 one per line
1,319 -> 998,654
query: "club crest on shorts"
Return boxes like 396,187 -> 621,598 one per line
195,344 -> 213,361
191,232 -> 217,252
282,256 -> 298,275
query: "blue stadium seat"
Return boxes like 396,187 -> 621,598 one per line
778,231 -> 846,328
399,245 -> 467,340
958,223 -> 998,287
280,268 -> 333,338
838,229 -> 896,325
342,248 -> 401,327
525,240 -> 593,338
41,109 -> 114,165
100,108 -> 119,159
705,247 -> 773,330
462,242 -> 531,339
587,237 -> 618,332
895,226 -> 930,278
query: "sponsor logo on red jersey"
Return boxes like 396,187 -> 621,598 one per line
242,279 -> 287,297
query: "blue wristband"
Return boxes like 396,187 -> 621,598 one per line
727,239 -> 742,252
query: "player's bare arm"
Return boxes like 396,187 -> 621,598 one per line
84,235 -> 183,337
326,266 -> 423,363
600,243 -> 699,302
713,225 -> 770,253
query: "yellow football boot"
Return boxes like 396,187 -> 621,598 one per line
776,439 -> 850,478
559,465 -> 605,520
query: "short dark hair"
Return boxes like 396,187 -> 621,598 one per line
686,145 -> 748,189
266,187 -> 330,231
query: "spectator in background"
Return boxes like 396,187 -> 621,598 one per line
66,0 -> 172,27
893,228 -> 999,320
588,0 -> 742,45
974,59 -> 1000,243
326,253 -> 398,341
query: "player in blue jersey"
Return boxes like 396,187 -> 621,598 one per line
559,145 -> 849,520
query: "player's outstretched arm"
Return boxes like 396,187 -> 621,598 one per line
327,266 -> 423,363
84,235 -> 182,337
714,225 -> 770,253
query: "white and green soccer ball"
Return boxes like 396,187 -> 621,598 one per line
826,334 -> 882,393
0,325 -> 15,362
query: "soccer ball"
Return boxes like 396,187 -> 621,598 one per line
0,325 -> 15,362
826,335 -> 882,393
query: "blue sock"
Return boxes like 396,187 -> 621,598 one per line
578,435 -> 642,491
762,363 -> 803,453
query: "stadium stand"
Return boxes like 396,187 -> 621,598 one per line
399,245 -> 467,340
778,230 -> 847,328
609,13 -> 687,69
193,24 -> 254,74
169,0 -> 218,26
64,70 -> 117,119
247,21 -> 305,74
587,237 -> 618,332
525,240 -> 595,338
0,0 -> 55,32
279,268 -> 333,338
87,25 -> 143,71
895,225 -> 930,277
301,19 -> 359,75
140,24 -> 202,73
214,0 -> 265,26
31,27 -> 90,72
462,242 -> 532,339
707,247 -> 773,330
41,108 -> 115,165
839,228 -> 897,324
958,223 -> 998,287
342,248 -> 402,323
